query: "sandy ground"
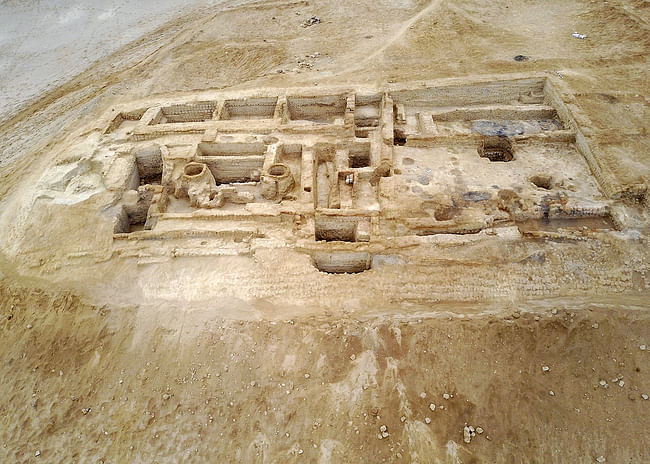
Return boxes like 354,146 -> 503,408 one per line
0,0 -> 226,121
0,0 -> 648,462
1,279 -> 648,463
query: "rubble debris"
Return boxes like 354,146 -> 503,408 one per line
572,32 -> 587,39
301,16 -> 321,27
463,425 -> 477,443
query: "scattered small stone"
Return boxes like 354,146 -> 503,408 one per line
599,380 -> 607,387
443,393 -> 450,400
35,450 -> 40,457
463,426 -> 472,443
551,309 -> 558,315
641,394 -> 648,400
534,316 -> 540,321
301,16 -> 321,27
81,407 -> 91,415
618,380 -> 625,387
542,366 -> 550,373
379,425 -> 387,432
400,416 -> 406,422
304,373 -> 310,379
26,324 -> 32,329
349,354 -> 356,361
425,417 -> 431,424
381,431 -> 389,438
71,395 -> 78,401
592,323 -> 599,329
572,32 -> 587,39
513,54 -> 529,62
476,427 -> 484,434
429,403 -> 436,411
420,392 -> 427,399
549,390 -> 555,396
596,456 -> 605,463
298,449 -> 303,455
162,393 -> 170,400
439,405 -> 444,410
640,344 -> 647,351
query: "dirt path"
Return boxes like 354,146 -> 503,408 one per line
356,0 -> 444,68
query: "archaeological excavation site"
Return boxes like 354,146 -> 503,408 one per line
0,1 -> 648,462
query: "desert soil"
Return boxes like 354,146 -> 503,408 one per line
0,0 -> 648,462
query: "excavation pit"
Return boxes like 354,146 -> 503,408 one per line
315,215 -> 371,242
312,251 -> 372,274
196,142 -> 266,184
220,97 -> 277,120
478,136 -> 514,162
196,142 -> 267,157
156,101 -> 217,123
134,145 -> 163,185
349,143 -> 371,168
287,95 -> 346,123
530,174 -> 553,190
517,215 -> 616,235
354,94 -> 381,128
105,108 -> 146,134
394,130 -> 407,146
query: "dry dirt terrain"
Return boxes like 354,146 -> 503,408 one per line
0,1 -> 648,463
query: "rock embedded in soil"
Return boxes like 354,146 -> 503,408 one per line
463,426 -> 472,443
